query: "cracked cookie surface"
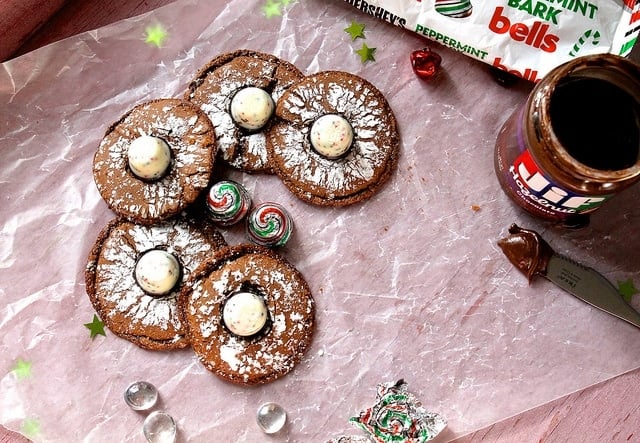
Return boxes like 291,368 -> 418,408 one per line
268,71 -> 400,206
179,244 -> 315,384
85,217 -> 227,350
93,98 -> 217,224
186,50 -> 305,174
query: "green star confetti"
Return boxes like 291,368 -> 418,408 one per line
618,279 -> 639,303
261,0 -> 297,18
262,0 -> 283,18
344,20 -> 366,40
355,42 -> 376,63
21,418 -> 41,439
84,314 -> 106,339
144,23 -> 168,48
12,358 -> 32,380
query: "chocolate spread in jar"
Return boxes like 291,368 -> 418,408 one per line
550,77 -> 640,172
494,54 -> 640,227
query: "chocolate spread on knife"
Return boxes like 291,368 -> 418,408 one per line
497,224 -> 554,283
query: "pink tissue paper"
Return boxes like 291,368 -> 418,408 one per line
1,0 -> 640,441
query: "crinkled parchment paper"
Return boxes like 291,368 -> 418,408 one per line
1,0 -> 640,441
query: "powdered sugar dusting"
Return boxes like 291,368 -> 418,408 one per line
185,249 -> 314,383
91,218 -> 224,344
220,339 -> 243,370
271,72 -> 399,199
187,53 -> 304,172
192,61 -> 272,167
93,99 -> 215,222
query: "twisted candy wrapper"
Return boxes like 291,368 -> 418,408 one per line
350,380 -> 446,443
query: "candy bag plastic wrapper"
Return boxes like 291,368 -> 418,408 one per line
343,0 -> 640,81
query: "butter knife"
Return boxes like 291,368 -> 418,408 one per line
498,224 -> 640,329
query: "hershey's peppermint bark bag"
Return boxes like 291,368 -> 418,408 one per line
344,0 -> 640,81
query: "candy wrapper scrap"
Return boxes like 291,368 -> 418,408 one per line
349,380 -> 447,443
328,436 -> 373,443
343,0 -> 640,81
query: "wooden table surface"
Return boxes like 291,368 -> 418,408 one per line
2,1 -> 639,442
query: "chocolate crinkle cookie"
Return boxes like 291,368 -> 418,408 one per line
85,216 -> 227,350
185,49 -> 305,174
179,244 -> 315,385
268,70 -> 400,206
92,98 -> 217,224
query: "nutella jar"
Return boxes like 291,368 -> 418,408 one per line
495,54 -> 640,227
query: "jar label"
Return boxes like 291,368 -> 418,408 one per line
506,149 -> 612,217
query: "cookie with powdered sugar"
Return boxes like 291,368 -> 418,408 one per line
92,98 -> 217,224
268,70 -> 400,206
185,49 -> 305,174
179,244 -> 314,385
85,216 -> 227,350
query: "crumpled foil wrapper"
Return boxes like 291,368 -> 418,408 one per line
349,379 -> 447,442
2,0 -> 640,441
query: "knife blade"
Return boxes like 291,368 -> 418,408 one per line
545,254 -> 640,329
498,223 -> 640,329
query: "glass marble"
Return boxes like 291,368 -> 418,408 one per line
143,411 -> 177,443
124,381 -> 158,411
256,402 -> 287,434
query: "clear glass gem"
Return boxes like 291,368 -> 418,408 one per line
124,381 -> 158,411
143,411 -> 177,443
256,402 -> 286,434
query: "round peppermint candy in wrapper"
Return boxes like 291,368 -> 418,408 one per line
206,180 -> 252,226
435,0 -> 473,18
246,202 -> 293,247
350,380 -> 447,443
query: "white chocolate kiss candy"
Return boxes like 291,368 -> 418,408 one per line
223,291 -> 268,337
135,249 -> 181,296
127,135 -> 172,180
230,87 -> 275,131
310,114 -> 354,159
